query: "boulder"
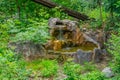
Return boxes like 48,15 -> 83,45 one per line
73,49 -> 92,64
73,48 -> 104,64
8,41 -> 46,60
48,18 -> 78,31
48,18 -> 62,28
102,67 -> 114,78
84,29 -> 105,49
93,48 -> 102,62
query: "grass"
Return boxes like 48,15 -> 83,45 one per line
26,59 -> 59,77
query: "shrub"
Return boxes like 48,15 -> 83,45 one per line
39,60 -> 59,77
0,50 -> 31,80
107,30 -> 120,73
0,18 -> 50,44
63,62 -> 83,80
11,19 -> 50,44
80,71 -> 105,80
26,59 -> 59,77
0,22 -> 10,49
63,62 -> 97,80
90,20 -> 103,29
88,8 -> 108,21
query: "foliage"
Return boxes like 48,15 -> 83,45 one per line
90,20 -> 103,29
88,8 -> 108,21
40,60 -> 58,77
0,50 -> 31,80
0,18 -> 50,44
105,0 -> 120,14
26,59 -> 59,77
63,62 -> 83,80
110,74 -> 120,80
52,0 -> 97,13
63,62 -> 102,80
12,21 -> 50,44
105,17 -> 120,31
0,0 -> 69,23
80,71 -> 105,80
0,22 -> 10,50
104,0 -> 120,30
107,31 -> 120,73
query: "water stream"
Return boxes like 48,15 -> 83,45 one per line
59,26 -> 63,40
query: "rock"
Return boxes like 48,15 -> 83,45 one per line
73,48 -> 104,64
53,40 -> 62,51
101,49 -> 107,56
48,18 -> 78,31
55,69 -> 67,80
84,29 -> 106,49
82,28 -> 87,32
8,41 -> 46,60
48,18 -> 61,28
46,18 -> 106,64
48,18 -> 100,48
83,34 -> 99,48
47,18 -> 99,49
73,49 -> 92,64
93,48 -> 108,63
102,67 -> 114,78
45,40 -> 54,50
93,48 -> 102,62
62,19 -> 78,31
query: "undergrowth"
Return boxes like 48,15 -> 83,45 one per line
26,59 -> 59,77
0,50 -> 31,80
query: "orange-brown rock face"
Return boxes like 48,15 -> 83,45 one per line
53,40 -> 62,51
73,27 -> 85,45
46,18 -> 104,51
45,40 -> 65,51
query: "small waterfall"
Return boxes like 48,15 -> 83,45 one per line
59,26 -> 63,40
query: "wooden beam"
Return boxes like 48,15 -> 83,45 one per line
33,0 -> 56,8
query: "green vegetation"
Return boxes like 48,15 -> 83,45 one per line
63,62 -> 83,79
39,60 -> 58,77
0,50 -> 30,80
11,20 -> 50,44
80,71 -> 105,80
0,0 -> 120,79
27,59 -> 58,77
63,62 -> 98,80
107,31 -> 120,73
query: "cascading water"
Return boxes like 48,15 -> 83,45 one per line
59,26 -> 63,40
